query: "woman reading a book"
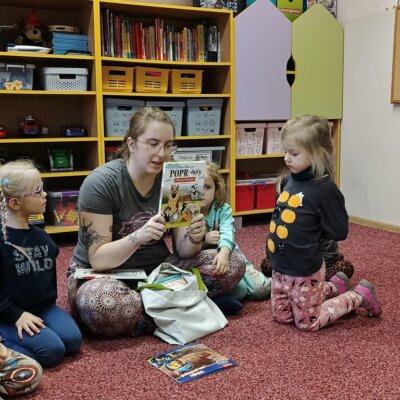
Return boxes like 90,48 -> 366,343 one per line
67,107 -> 245,337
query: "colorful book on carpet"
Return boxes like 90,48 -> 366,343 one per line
158,160 -> 206,228
148,342 -> 236,383
73,268 -> 147,280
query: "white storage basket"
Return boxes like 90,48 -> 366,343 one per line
41,67 -> 88,91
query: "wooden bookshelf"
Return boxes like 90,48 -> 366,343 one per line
0,0 -> 235,232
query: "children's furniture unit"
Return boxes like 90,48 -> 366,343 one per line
0,0 -> 99,234
233,0 -> 343,216
0,0 -> 234,233
99,0 -> 234,204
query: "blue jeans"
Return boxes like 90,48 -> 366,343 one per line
0,304 -> 82,368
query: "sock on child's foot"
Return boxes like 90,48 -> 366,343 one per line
213,295 -> 243,315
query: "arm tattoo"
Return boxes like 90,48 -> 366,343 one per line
82,220 -> 108,250
128,231 -> 140,246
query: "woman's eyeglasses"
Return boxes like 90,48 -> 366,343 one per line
24,182 -> 44,197
136,139 -> 177,156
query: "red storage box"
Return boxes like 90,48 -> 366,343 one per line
255,180 -> 276,209
235,180 -> 255,212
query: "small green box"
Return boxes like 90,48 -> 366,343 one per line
277,0 -> 304,21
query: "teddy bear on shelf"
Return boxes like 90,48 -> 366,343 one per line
14,9 -> 46,47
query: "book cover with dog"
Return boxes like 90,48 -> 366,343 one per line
148,342 -> 236,383
159,161 -> 206,228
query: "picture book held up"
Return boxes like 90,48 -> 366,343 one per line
148,343 -> 236,383
159,161 -> 206,228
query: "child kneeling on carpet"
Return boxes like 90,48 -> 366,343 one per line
0,342 -> 42,397
0,160 -> 82,368
266,115 -> 381,331
202,162 -> 271,314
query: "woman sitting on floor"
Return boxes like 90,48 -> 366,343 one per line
67,107 -> 246,337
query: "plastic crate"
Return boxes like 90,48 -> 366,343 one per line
169,69 -> 203,94
146,101 -> 184,136
102,66 -> 134,92
173,146 -> 225,167
236,123 -> 266,156
134,66 -> 169,93
186,98 -> 223,136
104,98 -> 145,137
41,67 -> 88,91
45,189 -> 79,226
0,63 -> 35,90
235,180 -> 255,212
105,146 -> 119,162
254,180 -> 276,209
264,122 -> 284,154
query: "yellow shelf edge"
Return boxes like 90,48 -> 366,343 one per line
40,171 -> 91,178
1,137 -> 98,144
236,154 -> 284,159
45,225 -> 79,234
0,90 -> 96,95
234,209 -> 274,216
99,0 -> 233,14
0,51 -> 94,60
102,92 -> 230,98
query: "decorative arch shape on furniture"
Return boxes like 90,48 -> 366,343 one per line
235,0 -> 343,121
235,0 -> 291,120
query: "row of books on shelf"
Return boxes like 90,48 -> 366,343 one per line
100,10 -> 219,62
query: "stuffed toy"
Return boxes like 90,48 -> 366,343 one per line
14,10 -> 46,46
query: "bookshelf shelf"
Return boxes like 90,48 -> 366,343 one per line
45,225 -> 79,234
0,0 -> 234,233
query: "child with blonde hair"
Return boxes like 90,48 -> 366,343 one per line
0,160 -> 82,367
202,162 -> 270,312
267,115 -> 381,331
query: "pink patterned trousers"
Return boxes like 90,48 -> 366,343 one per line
271,263 -> 362,331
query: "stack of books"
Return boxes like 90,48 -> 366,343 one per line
50,32 -> 89,55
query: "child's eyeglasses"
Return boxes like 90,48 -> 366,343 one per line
136,139 -> 177,156
24,182 -> 44,197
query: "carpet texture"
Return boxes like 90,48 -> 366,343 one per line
26,223 -> 399,400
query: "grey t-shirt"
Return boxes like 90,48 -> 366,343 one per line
72,159 -> 170,273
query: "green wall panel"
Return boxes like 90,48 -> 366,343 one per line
291,4 -> 343,118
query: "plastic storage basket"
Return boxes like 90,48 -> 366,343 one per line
102,66 -> 134,92
236,123 -> 266,156
169,69 -> 203,94
104,98 -> 145,137
134,66 -> 169,93
186,98 -> 223,136
146,101 -> 184,136
41,67 -> 88,91
0,63 -> 35,90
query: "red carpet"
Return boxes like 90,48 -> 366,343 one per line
27,223 -> 399,400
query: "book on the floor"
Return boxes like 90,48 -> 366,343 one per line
73,268 -> 147,280
158,160 -> 206,229
148,342 -> 236,383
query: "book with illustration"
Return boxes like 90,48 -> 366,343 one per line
148,343 -> 236,383
154,273 -> 188,290
158,160 -> 206,228
74,268 -> 147,280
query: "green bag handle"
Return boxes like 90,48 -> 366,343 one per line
137,267 -> 205,292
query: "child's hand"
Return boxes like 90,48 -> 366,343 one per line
212,247 -> 230,275
205,230 -> 220,245
188,213 -> 206,244
15,312 -> 45,339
